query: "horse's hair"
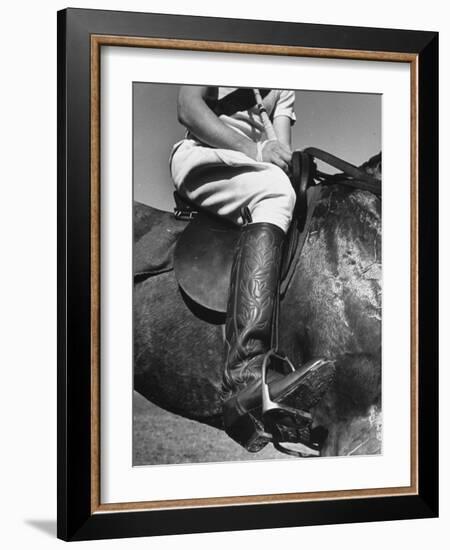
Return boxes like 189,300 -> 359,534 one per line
359,152 -> 381,180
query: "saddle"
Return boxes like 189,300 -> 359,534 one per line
173,150 -> 317,313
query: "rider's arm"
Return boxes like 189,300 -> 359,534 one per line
177,86 -> 292,173
264,114 -> 293,173
177,86 -> 257,160
273,115 -> 292,149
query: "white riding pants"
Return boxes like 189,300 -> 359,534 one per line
170,139 -> 296,234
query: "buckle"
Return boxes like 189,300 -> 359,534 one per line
174,208 -> 198,221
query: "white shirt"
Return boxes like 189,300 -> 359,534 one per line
185,88 -> 296,144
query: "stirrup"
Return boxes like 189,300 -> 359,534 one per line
260,350 -> 321,458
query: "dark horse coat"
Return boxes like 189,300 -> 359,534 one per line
134,172 -> 382,457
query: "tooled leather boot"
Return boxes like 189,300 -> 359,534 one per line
221,222 -> 335,453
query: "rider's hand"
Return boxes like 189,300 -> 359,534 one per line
260,140 -> 292,173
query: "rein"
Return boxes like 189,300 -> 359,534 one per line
304,147 -> 381,196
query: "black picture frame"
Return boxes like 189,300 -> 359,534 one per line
57,7 -> 438,541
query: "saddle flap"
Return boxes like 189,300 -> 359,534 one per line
174,213 -> 240,313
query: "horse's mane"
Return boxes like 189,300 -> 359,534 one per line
359,152 -> 382,180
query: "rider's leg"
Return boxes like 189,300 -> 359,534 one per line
177,162 -> 296,233
222,219 -> 334,452
179,163 -> 334,452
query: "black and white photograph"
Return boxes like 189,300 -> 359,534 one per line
133,83 -> 382,466
0,0 -> 443,546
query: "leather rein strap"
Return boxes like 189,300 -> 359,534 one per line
304,147 -> 381,196
280,185 -> 321,297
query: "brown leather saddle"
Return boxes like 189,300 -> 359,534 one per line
173,150 -> 316,313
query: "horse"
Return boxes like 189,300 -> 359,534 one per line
133,153 -> 382,457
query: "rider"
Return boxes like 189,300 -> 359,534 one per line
169,86 -> 334,453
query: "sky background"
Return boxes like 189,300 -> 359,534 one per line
133,83 -> 381,211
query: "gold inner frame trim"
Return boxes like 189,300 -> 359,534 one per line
90,34 -> 419,514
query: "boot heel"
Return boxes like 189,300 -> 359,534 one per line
224,407 -> 271,453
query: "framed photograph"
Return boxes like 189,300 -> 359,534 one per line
57,8 -> 438,541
